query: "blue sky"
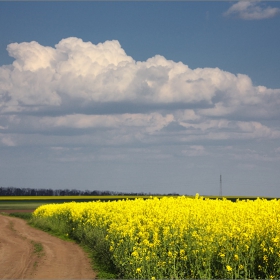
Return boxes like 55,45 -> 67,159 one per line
0,1 -> 280,196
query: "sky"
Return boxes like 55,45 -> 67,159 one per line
0,1 -> 280,197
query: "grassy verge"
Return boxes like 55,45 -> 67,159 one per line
9,212 -> 116,279
9,212 -> 33,220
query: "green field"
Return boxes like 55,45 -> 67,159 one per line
0,201 -> 45,210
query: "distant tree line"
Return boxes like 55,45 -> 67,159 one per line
0,186 -> 179,196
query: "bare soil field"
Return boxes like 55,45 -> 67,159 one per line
0,214 -> 96,279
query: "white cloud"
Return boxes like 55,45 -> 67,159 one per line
224,1 -> 280,20
237,121 -> 280,138
177,109 -> 200,122
8,41 -> 57,72
0,37 -> 280,153
40,113 -> 174,134
1,135 -> 16,146
1,37 -> 279,115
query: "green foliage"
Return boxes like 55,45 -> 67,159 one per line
9,212 -> 33,220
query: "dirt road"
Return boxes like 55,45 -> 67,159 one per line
0,214 -> 96,279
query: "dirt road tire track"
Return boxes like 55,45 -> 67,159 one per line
0,214 -> 96,279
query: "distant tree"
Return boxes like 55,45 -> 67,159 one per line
30,189 -> 37,196
0,186 -> 172,197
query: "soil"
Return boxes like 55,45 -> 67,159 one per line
0,214 -> 97,279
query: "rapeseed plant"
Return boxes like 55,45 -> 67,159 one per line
33,196 -> 280,279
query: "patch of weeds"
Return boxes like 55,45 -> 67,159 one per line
31,240 -> 44,271
31,240 -> 44,255
33,261 -> 38,269
0,212 -> 9,216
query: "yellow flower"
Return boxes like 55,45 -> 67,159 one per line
226,265 -> 232,272
131,251 -> 138,257
168,251 -> 173,257
272,237 -> 279,243
136,268 -> 141,273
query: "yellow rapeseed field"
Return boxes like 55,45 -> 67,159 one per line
32,196 -> 280,279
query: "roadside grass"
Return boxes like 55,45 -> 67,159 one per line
9,212 -> 33,220
9,211 -> 116,279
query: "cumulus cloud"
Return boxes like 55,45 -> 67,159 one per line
223,1 -> 280,20
0,37 -> 280,152
1,37 -> 279,114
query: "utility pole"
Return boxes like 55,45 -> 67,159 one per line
219,174 -> 222,197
